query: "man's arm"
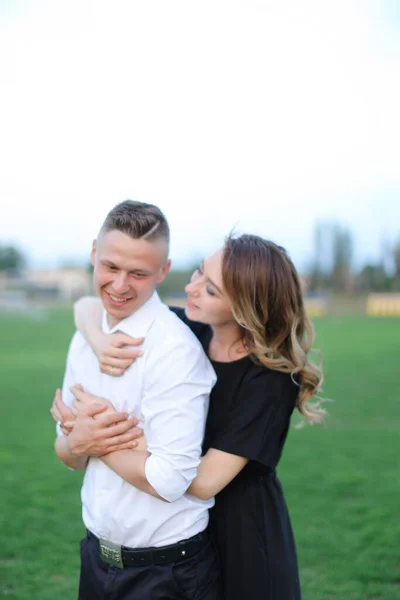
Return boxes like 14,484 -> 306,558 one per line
54,333 -> 138,470
66,386 -> 161,498
141,340 -> 214,502
55,333 -> 86,470
100,339 -> 214,502
54,396 -> 143,465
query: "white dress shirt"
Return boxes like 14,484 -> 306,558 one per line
59,291 -> 216,548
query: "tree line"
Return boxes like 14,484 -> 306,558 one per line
308,222 -> 400,293
0,245 -> 26,274
1,224 -> 400,294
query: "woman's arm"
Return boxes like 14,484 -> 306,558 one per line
62,386 -> 245,501
100,450 -> 166,501
74,296 -> 143,375
74,297 -> 104,355
54,436 -> 89,470
188,449 -> 248,501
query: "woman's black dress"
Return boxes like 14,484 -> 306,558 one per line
171,308 -> 301,600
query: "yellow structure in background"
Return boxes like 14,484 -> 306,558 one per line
304,297 -> 328,317
367,293 -> 400,316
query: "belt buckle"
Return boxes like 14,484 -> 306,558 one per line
99,538 -> 124,569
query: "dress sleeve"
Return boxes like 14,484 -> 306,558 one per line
210,367 -> 298,468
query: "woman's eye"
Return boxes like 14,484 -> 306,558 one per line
206,286 -> 216,296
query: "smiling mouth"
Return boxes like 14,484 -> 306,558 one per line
105,291 -> 133,306
186,298 -> 199,309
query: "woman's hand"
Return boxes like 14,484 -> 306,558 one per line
70,384 -> 116,417
50,389 -> 75,435
98,333 -> 144,377
73,296 -> 144,376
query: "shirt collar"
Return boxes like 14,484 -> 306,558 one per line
101,291 -> 163,338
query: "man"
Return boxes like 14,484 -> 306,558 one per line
54,200 -> 221,599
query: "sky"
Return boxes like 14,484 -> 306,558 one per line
0,0 -> 399,272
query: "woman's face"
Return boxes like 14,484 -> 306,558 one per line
184,248 -> 235,326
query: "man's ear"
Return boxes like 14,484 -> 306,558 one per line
90,240 -> 97,267
157,259 -> 171,284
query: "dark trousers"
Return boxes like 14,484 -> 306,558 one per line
78,532 -> 222,600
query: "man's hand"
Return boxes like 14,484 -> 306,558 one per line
67,403 -> 142,457
70,384 -> 116,418
50,389 -> 75,435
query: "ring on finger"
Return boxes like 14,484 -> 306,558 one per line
109,366 -> 114,376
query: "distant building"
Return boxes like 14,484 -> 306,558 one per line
25,267 -> 93,301
304,296 -> 328,317
367,293 -> 400,316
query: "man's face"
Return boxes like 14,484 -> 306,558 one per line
91,229 -> 171,327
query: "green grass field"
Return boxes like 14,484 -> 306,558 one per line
1,310 -> 399,599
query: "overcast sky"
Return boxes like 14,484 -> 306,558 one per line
1,0 -> 399,272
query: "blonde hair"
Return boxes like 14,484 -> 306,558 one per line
222,235 -> 326,425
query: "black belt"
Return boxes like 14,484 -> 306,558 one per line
87,529 -> 209,569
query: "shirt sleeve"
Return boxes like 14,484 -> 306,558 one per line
57,333 -> 80,438
142,339 -> 216,502
210,368 -> 298,468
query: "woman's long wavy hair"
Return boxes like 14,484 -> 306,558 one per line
222,234 -> 326,424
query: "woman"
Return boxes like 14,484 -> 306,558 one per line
59,234 -> 325,599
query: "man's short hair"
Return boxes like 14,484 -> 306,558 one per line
101,200 -> 170,248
